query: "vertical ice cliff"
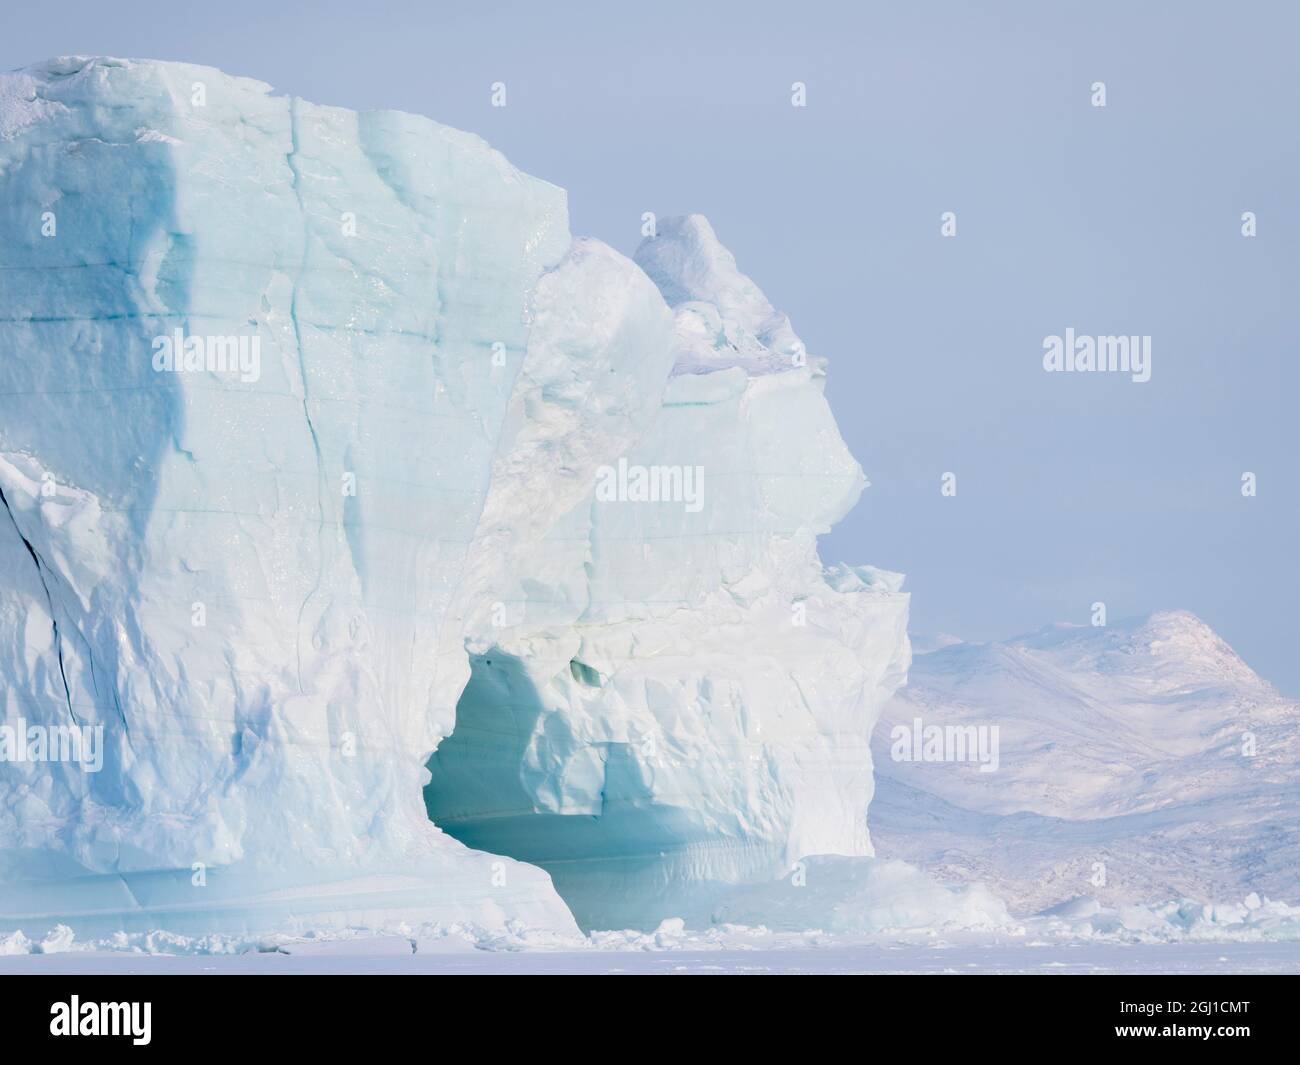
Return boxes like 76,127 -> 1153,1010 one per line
0,58 -> 908,938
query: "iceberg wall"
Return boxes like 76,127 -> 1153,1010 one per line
0,57 -> 908,936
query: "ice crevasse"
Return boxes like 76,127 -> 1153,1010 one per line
0,57 -> 910,936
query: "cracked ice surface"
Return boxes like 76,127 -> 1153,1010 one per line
0,57 -> 909,938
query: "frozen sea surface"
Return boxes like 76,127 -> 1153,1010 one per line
3,936 -> 1297,975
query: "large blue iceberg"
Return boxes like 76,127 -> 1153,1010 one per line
0,57 -> 909,936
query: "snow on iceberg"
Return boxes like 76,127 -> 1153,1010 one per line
0,57 -> 910,938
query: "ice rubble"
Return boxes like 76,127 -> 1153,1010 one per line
7,881 -> 1299,962
0,57 -> 910,938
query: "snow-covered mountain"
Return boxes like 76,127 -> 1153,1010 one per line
871,611 -> 1300,914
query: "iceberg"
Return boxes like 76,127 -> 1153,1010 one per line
0,57 -> 909,937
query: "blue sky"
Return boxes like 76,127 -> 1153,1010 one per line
5,0 -> 1297,691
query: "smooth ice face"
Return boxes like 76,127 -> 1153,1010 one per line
0,57 -> 908,939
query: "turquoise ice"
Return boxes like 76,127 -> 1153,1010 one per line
0,58 -> 908,937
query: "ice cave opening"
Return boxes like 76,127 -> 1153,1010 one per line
424,652 -> 770,932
